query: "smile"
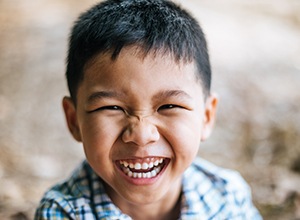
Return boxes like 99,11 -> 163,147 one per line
118,158 -> 168,179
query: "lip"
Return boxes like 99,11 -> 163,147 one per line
115,157 -> 170,185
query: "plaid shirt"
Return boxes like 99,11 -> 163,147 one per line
35,158 -> 262,220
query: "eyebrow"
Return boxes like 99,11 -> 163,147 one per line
152,89 -> 192,101
87,91 -> 125,105
87,89 -> 192,105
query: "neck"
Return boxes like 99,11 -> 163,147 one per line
105,179 -> 182,220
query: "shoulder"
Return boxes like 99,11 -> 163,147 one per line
189,158 -> 249,192
181,158 -> 262,219
34,161 -> 96,220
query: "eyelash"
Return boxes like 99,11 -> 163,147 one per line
90,104 -> 183,114
158,104 -> 182,110
100,105 -> 123,111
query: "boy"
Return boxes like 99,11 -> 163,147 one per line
35,0 -> 262,219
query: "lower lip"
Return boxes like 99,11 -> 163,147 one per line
116,161 -> 169,186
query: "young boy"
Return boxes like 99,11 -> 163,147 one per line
35,0 -> 262,219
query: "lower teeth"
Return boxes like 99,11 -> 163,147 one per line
123,166 -> 162,179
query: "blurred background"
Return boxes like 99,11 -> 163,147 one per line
0,0 -> 299,219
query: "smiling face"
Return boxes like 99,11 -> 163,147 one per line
63,46 -> 218,212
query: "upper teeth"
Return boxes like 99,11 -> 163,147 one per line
120,158 -> 164,171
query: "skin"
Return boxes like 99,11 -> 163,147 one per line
63,46 -> 218,220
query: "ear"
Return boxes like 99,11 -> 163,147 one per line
62,97 -> 82,142
201,93 -> 218,141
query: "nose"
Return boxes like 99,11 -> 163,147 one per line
122,117 -> 160,146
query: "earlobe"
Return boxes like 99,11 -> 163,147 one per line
201,93 -> 218,141
62,97 -> 82,142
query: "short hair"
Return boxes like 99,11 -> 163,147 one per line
66,0 -> 211,102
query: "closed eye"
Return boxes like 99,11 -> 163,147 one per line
88,105 -> 124,113
158,104 -> 183,111
101,105 -> 123,111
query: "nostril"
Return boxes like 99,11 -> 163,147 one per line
121,119 -> 160,145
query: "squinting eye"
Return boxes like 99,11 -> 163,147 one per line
158,104 -> 181,110
101,105 -> 123,111
88,105 -> 124,113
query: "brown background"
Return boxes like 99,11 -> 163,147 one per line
0,0 -> 300,219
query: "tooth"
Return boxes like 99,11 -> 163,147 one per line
155,166 -> 161,173
134,163 -> 142,170
122,158 -> 166,178
142,162 -> 149,170
125,169 -> 161,178
146,172 -> 151,178
151,170 -> 157,177
123,167 -> 129,174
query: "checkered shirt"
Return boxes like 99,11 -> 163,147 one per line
35,158 -> 262,219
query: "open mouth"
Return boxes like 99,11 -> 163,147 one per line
117,158 -> 169,179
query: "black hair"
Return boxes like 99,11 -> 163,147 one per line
66,0 -> 211,102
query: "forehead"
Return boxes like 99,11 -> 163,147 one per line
83,46 -> 200,83
77,46 -> 206,106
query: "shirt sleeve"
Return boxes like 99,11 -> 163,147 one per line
34,198 -> 73,220
240,184 -> 262,220
226,171 -> 263,220
35,190 -> 97,220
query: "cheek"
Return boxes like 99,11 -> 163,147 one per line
163,114 -> 203,158
163,120 -> 202,178
80,116 -> 123,162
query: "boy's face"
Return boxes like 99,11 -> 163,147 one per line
63,47 -> 217,207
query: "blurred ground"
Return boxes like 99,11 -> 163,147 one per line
0,0 -> 300,219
